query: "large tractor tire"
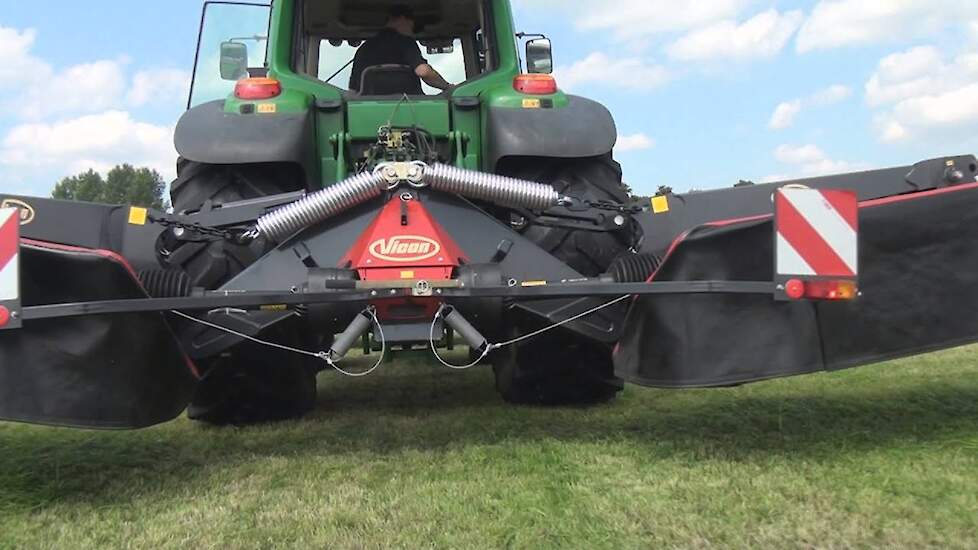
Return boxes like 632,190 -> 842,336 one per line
168,160 -> 304,289
491,155 -> 630,405
491,329 -> 623,406
187,326 -> 320,425
499,155 -> 633,276
169,160 -> 317,425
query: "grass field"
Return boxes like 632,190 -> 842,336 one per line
1,347 -> 977,549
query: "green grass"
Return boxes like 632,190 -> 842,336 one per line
2,347 -> 978,549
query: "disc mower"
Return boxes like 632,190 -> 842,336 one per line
2,0 -> 978,429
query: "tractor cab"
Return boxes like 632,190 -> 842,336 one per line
187,0 -> 557,185
298,0 -> 485,97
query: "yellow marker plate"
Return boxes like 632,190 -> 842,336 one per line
522,98 -> 541,109
400,271 -> 415,279
128,207 -> 148,225
257,103 -> 277,114
651,196 -> 670,214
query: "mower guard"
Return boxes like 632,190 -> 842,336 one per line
0,241 -> 197,428
616,182 -> 978,387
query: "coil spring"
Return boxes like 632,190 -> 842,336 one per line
256,171 -> 388,242
607,253 -> 663,283
139,269 -> 192,298
424,163 -> 559,211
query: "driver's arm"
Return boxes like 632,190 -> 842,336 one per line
405,40 -> 452,91
415,64 -> 452,91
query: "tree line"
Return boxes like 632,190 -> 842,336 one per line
52,164 -> 169,210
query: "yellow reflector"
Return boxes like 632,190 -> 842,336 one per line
128,207 -> 148,226
651,196 -> 670,214
400,271 -> 415,279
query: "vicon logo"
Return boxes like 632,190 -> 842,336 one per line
369,235 -> 441,263
0,199 -> 34,225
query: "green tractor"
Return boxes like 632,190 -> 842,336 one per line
173,0 -> 632,420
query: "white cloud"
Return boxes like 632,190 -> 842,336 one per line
768,85 -> 852,129
797,1 -> 978,53
769,100 -> 803,130
0,111 -> 177,182
18,59 -> 129,119
881,83 -> 978,142
127,69 -> 191,107
667,10 -> 804,62
573,0 -> 750,40
616,133 -> 655,152
0,27 -> 40,86
556,52 -> 670,92
865,46 -> 945,107
865,46 -> 978,142
773,144 -> 868,177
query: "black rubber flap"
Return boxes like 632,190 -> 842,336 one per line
615,184 -> 978,388
0,243 -> 197,428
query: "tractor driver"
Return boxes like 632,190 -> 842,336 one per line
349,5 -> 454,94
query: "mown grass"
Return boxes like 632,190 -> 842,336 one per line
1,346 -> 978,549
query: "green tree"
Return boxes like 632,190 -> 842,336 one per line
52,164 -> 169,209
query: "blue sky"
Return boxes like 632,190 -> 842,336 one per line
1,1 -> 977,197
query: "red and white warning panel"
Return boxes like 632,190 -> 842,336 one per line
775,188 -> 859,301
0,207 -> 21,329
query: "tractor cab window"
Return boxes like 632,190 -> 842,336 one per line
188,2 -> 271,108
317,38 -> 464,95
300,0 -> 489,96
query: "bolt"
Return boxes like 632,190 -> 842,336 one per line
614,215 -> 626,227
385,166 -> 398,178
173,227 -> 185,238
390,289 -> 397,295
408,166 -> 421,177
371,291 -> 378,297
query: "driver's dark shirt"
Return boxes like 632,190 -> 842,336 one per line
349,28 -> 428,94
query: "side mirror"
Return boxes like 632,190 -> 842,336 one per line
526,38 -> 553,74
424,39 -> 455,55
219,41 -> 249,81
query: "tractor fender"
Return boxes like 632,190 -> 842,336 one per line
174,100 -> 318,187
486,95 -> 617,169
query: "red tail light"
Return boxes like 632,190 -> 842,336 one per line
785,279 -> 858,301
234,77 -> 282,100
514,74 -> 557,95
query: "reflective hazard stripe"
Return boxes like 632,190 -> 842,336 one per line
776,189 -> 858,277
0,208 -> 18,301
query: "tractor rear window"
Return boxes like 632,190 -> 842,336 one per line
317,38 -> 465,95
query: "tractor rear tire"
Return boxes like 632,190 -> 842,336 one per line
186,328 -> 320,425
490,156 -> 629,405
168,159 -> 304,289
491,329 -> 623,406
499,154 -> 632,277
169,160 -> 316,425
